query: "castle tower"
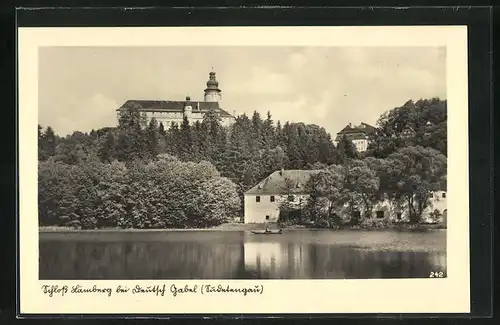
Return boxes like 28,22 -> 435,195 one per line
204,71 -> 222,102
183,96 -> 193,119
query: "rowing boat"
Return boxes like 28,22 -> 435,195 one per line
250,229 -> 283,235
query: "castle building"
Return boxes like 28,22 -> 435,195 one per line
116,71 -> 236,128
334,122 -> 380,152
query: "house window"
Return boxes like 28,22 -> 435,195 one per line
256,196 -> 260,203
353,210 -> 361,219
288,195 -> 295,202
442,192 -> 446,198
265,215 -> 270,221
396,212 -> 402,220
376,211 -> 385,219
270,196 -> 275,202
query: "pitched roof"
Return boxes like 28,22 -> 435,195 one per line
117,100 -> 234,117
335,122 -> 379,141
335,132 -> 368,141
245,169 -> 321,195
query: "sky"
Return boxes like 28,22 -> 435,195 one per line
38,46 -> 446,137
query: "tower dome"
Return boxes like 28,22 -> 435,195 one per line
206,72 -> 219,88
204,71 -> 222,102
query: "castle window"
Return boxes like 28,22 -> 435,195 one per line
442,192 -> 446,198
270,196 -> 275,202
256,196 -> 261,203
396,212 -> 402,220
376,211 -> 385,219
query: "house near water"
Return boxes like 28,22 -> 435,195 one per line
243,169 -> 447,225
243,169 -> 320,224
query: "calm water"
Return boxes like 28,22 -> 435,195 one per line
39,229 -> 446,279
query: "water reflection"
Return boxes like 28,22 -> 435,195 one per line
241,241 -> 445,279
39,230 -> 446,279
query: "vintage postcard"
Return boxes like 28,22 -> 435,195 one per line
18,26 -> 469,314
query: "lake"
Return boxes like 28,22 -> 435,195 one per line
39,229 -> 446,279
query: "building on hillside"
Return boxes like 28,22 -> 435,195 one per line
243,169 -> 321,224
334,122 -> 380,152
244,169 -> 447,225
116,71 -> 236,128
400,125 -> 417,139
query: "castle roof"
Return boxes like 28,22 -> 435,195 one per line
245,169 -> 321,195
116,100 -> 234,118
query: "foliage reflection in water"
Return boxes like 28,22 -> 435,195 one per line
39,230 -> 446,279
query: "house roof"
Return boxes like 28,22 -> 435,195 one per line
336,132 -> 369,141
116,100 -> 234,117
245,169 -> 321,195
335,122 -> 379,141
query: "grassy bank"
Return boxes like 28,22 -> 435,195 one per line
39,222 -> 445,233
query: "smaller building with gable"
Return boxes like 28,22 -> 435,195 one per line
243,169 -> 321,224
334,122 -> 380,152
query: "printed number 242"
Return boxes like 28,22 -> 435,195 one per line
430,271 -> 444,278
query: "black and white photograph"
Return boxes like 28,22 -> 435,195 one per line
37,46 -> 448,280
18,26 -> 470,314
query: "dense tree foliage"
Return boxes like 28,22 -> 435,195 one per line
38,97 -> 447,228
38,159 -> 240,229
366,98 -> 447,158
383,146 -> 447,223
300,146 -> 447,227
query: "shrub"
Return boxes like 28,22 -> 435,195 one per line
38,158 -> 241,229
359,218 -> 392,229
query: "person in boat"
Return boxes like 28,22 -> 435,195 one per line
265,224 -> 270,233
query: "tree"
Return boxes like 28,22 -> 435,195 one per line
336,135 -> 357,164
343,159 -> 380,224
38,158 -> 241,229
145,118 -> 160,159
250,111 -> 265,149
97,131 -> 116,162
304,165 -> 346,226
115,105 -> 149,161
38,126 -> 57,160
178,115 -> 194,161
385,146 -> 447,223
158,122 -> 166,137
38,125 -> 46,160
202,108 -> 227,164
372,97 -> 447,157
262,111 -> 277,148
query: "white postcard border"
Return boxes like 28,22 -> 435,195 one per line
18,26 -> 469,314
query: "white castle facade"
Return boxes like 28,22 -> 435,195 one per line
116,71 -> 236,128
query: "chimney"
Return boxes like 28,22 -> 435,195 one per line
279,169 -> 284,176
348,122 -> 352,127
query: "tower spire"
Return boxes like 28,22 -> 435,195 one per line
204,70 -> 221,102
